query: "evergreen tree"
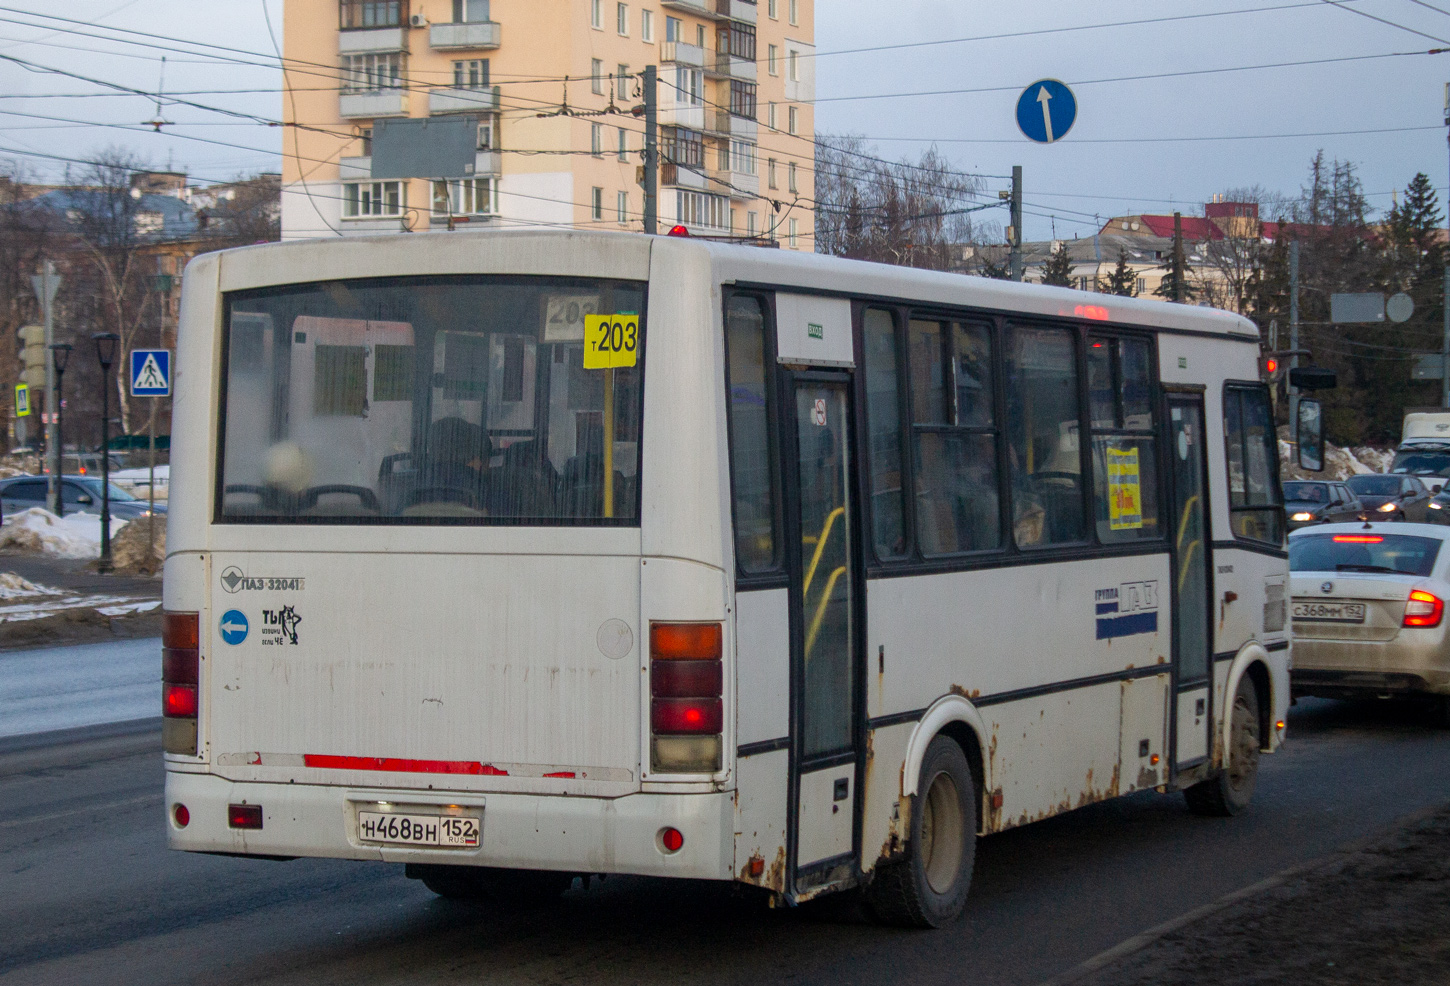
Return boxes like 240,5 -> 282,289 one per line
977,254 -> 1011,279
1097,247 -> 1139,296
1041,241 -> 1073,286
1152,235 -> 1196,303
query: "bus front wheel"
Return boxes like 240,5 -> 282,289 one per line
1185,675 -> 1261,817
867,735 -> 976,928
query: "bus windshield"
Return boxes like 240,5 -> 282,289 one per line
1390,449 -> 1450,477
220,275 -> 645,523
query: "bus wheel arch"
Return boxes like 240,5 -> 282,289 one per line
901,695 -> 989,832
1221,646 -> 1274,761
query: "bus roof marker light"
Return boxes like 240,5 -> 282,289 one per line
667,224 -> 690,237
1074,304 -> 1110,321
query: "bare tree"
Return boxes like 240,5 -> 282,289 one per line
1197,186 -> 1292,315
204,173 -> 282,246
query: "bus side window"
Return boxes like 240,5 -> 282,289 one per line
1224,383 -> 1284,545
1006,325 -> 1085,548
725,294 -> 779,574
863,307 -> 907,559
1090,335 -> 1160,543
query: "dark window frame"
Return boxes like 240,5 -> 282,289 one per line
1222,380 -> 1285,548
1086,331 -> 1164,544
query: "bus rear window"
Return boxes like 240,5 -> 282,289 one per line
1289,533 -> 1442,577
219,276 -> 645,524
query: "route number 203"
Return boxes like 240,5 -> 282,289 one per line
583,314 -> 640,369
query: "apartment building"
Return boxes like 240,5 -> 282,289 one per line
281,0 -> 815,246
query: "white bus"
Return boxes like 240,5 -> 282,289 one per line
162,231 -> 1290,926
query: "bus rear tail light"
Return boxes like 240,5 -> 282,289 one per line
1404,590 -> 1444,628
162,611 -> 200,755
228,804 -> 263,829
649,622 -> 723,773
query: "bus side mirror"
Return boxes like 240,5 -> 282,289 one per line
1297,398 -> 1324,473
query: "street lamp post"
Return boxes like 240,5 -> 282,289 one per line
47,342 -> 72,518
93,332 -> 119,572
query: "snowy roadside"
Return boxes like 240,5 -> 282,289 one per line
0,507 -> 126,560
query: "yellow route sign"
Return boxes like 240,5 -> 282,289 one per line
583,314 -> 640,369
1106,446 -> 1143,530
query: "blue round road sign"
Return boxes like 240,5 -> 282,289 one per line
220,609 -> 249,645
1016,80 -> 1077,144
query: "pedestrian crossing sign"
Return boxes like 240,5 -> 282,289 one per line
14,383 -> 28,416
130,349 -> 171,397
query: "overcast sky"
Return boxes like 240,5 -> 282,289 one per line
0,0 -> 1443,240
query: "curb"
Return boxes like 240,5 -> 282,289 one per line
0,717 -> 160,777
1034,801 -> 1450,986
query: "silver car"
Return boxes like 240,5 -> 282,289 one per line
1289,522 -> 1450,725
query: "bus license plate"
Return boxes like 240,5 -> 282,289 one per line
1293,601 -> 1366,624
357,811 -> 480,847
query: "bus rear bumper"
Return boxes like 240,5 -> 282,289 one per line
164,770 -> 735,880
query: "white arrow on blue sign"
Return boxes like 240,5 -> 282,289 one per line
1016,80 -> 1077,144
130,348 -> 171,397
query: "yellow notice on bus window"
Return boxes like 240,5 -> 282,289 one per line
1107,446 -> 1143,530
583,314 -> 640,369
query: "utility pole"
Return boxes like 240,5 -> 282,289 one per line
1443,83 -> 1449,407
642,65 -> 657,235
1008,165 -> 1023,281
1172,212 -> 1185,303
1289,239 -> 1300,433
30,261 -> 60,514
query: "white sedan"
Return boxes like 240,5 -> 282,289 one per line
1289,521 -> 1450,726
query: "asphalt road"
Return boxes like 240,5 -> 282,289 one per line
3,698 -> 1449,986
0,636 -> 158,738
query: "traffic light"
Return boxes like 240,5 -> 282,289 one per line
1260,354 -> 1281,382
18,324 -> 45,390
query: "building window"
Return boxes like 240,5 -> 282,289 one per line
696,23 -> 705,46
660,126 -> 704,167
729,80 -> 756,119
1136,277 -> 1146,294
476,116 -> 495,149
730,139 -> 756,174
767,158 -> 777,189
617,2 -> 628,35
788,49 -> 799,81
767,102 -> 776,129
343,180 -> 403,218
787,105 -> 797,134
452,59 -> 488,88
618,126 -> 629,161
431,178 -> 495,216
591,0 -> 602,29
674,66 -> 703,105
641,9 -> 654,41
340,0 -> 405,29
617,190 -> 629,224
452,0 -> 489,22
746,210 -> 757,236
592,186 -> 604,221
665,15 -> 681,41
592,59 -> 603,94
1077,275 -> 1089,291
767,0 -> 777,18
591,123 -> 602,157
676,190 -> 730,231
787,160 -> 796,193
788,218 -> 798,248
342,53 -> 404,92
767,44 -> 778,75
618,63 -> 629,92
721,21 -> 756,59
788,0 -> 797,24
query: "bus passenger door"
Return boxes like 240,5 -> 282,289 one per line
782,372 -> 864,895
1167,396 -> 1213,768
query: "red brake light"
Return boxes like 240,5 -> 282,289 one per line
173,803 -> 190,828
163,683 -> 197,718
651,698 -> 723,734
651,623 -> 722,661
1404,589 -> 1444,628
228,804 -> 263,829
1333,534 -> 1383,543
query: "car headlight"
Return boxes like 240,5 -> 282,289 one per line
1291,512 -> 1314,521
1378,502 -> 1399,512
1431,502 -> 1443,510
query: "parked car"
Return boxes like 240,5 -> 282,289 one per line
1344,473 -> 1433,522
0,474 -> 166,521
1289,522 -> 1450,724
1284,480 -> 1365,530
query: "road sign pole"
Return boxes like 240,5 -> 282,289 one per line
643,65 -> 657,236
1290,240 -> 1300,440
30,262 -> 60,513
1442,267 -> 1449,409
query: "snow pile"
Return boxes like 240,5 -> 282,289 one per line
1280,439 -> 1396,482
0,568 -> 157,623
0,508 -> 127,560
0,572 -> 60,599
108,515 -> 166,575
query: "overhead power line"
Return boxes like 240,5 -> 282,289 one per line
1318,0 -> 1450,43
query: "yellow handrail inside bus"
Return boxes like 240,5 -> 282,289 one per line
804,564 -> 847,660
803,506 -> 845,597
1176,493 -> 1201,592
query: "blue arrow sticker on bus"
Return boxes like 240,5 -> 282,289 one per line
1094,582 -> 1159,640
220,610 -> 249,645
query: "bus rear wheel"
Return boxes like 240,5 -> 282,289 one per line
1185,675 -> 1260,817
406,864 -> 574,902
867,736 -> 976,928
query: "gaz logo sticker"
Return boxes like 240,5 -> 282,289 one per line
583,314 -> 639,369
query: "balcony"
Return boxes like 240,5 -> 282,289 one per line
428,85 -> 499,114
470,150 -> 501,176
339,155 -> 372,180
339,89 -> 409,118
712,168 -> 759,199
711,111 -> 757,138
659,41 -> 706,67
660,0 -> 728,20
662,162 -> 708,191
657,103 -> 705,130
707,52 -> 757,81
730,0 -> 758,23
429,21 -> 501,50
338,27 -> 408,53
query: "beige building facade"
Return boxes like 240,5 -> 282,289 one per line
282,0 -> 815,246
